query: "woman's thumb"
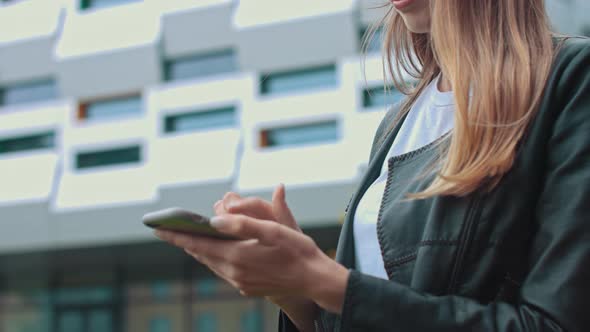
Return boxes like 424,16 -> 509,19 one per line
272,184 -> 300,231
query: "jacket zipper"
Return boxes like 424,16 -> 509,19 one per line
447,195 -> 483,293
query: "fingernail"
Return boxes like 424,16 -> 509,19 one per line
210,216 -> 228,229
226,201 -> 238,210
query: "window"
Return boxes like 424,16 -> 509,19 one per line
359,26 -> 384,53
362,86 -> 404,109
260,121 -> 339,148
194,312 -> 217,332
164,107 -> 236,134
1,0 -> 24,5
194,279 -> 218,297
260,64 -> 337,95
79,0 -> 140,10
56,309 -> 114,332
240,309 -> 262,332
88,309 -> 113,332
151,281 -> 171,301
58,311 -> 84,332
55,287 -> 114,332
0,287 -> 50,332
149,317 -> 171,332
0,79 -> 57,106
0,132 -> 54,155
165,50 -> 237,81
78,95 -> 141,122
55,287 -> 114,304
76,146 -> 141,170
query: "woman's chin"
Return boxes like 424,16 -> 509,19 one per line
398,2 -> 430,33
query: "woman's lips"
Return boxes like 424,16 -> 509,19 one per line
391,0 -> 416,11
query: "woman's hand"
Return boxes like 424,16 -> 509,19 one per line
212,185 -> 303,307
153,187 -> 349,315
213,184 -> 302,233
204,185 -> 332,331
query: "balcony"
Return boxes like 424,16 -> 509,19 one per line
236,62 -> 360,226
0,100 -> 68,252
0,0 -> 62,84
55,0 -> 161,99
341,50 -> 415,175
148,73 -> 253,214
51,93 -> 158,247
234,0 -> 357,72
158,0 -> 236,58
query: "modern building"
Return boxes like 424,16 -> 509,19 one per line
0,1 -> 586,332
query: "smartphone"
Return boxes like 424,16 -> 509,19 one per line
143,207 -> 237,240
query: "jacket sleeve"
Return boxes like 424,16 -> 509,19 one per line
338,42 -> 590,332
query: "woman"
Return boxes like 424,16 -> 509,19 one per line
155,0 -> 590,331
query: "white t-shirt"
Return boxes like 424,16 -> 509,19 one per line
353,77 -> 455,279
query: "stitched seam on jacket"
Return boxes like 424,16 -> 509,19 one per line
386,252 -> 418,269
388,131 -> 451,165
417,239 -> 459,246
384,239 -> 459,270
376,159 -> 396,280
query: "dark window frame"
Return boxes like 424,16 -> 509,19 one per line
0,131 -> 55,155
0,78 -> 58,107
79,0 -> 140,10
75,145 -> 141,170
259,120 -> 340,149
163,49 -> 237,82
362,85 -> 405,109
164,106 -> 237,134
259,64 -> 338,95
78,94 -> 142,122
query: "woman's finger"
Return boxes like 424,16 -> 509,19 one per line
213,200 -> 225,216
272,184 -> 301,231
211,214 -> 299,246
187,249 -> 236,277
186,249 -> 232,279
154,230 -> 229,259
216,189 -> 299,231
226,196 -> 275,220
222,192 -> 241,213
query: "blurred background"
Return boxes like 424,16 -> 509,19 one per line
0,0 -> 588,331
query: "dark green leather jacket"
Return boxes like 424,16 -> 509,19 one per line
279,37 -> 590,331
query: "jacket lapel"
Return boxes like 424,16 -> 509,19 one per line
335,107 -> 409,269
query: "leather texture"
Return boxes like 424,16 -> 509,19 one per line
279,37 -> 590,332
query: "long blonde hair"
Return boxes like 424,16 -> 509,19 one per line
363,0 -> 556,198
